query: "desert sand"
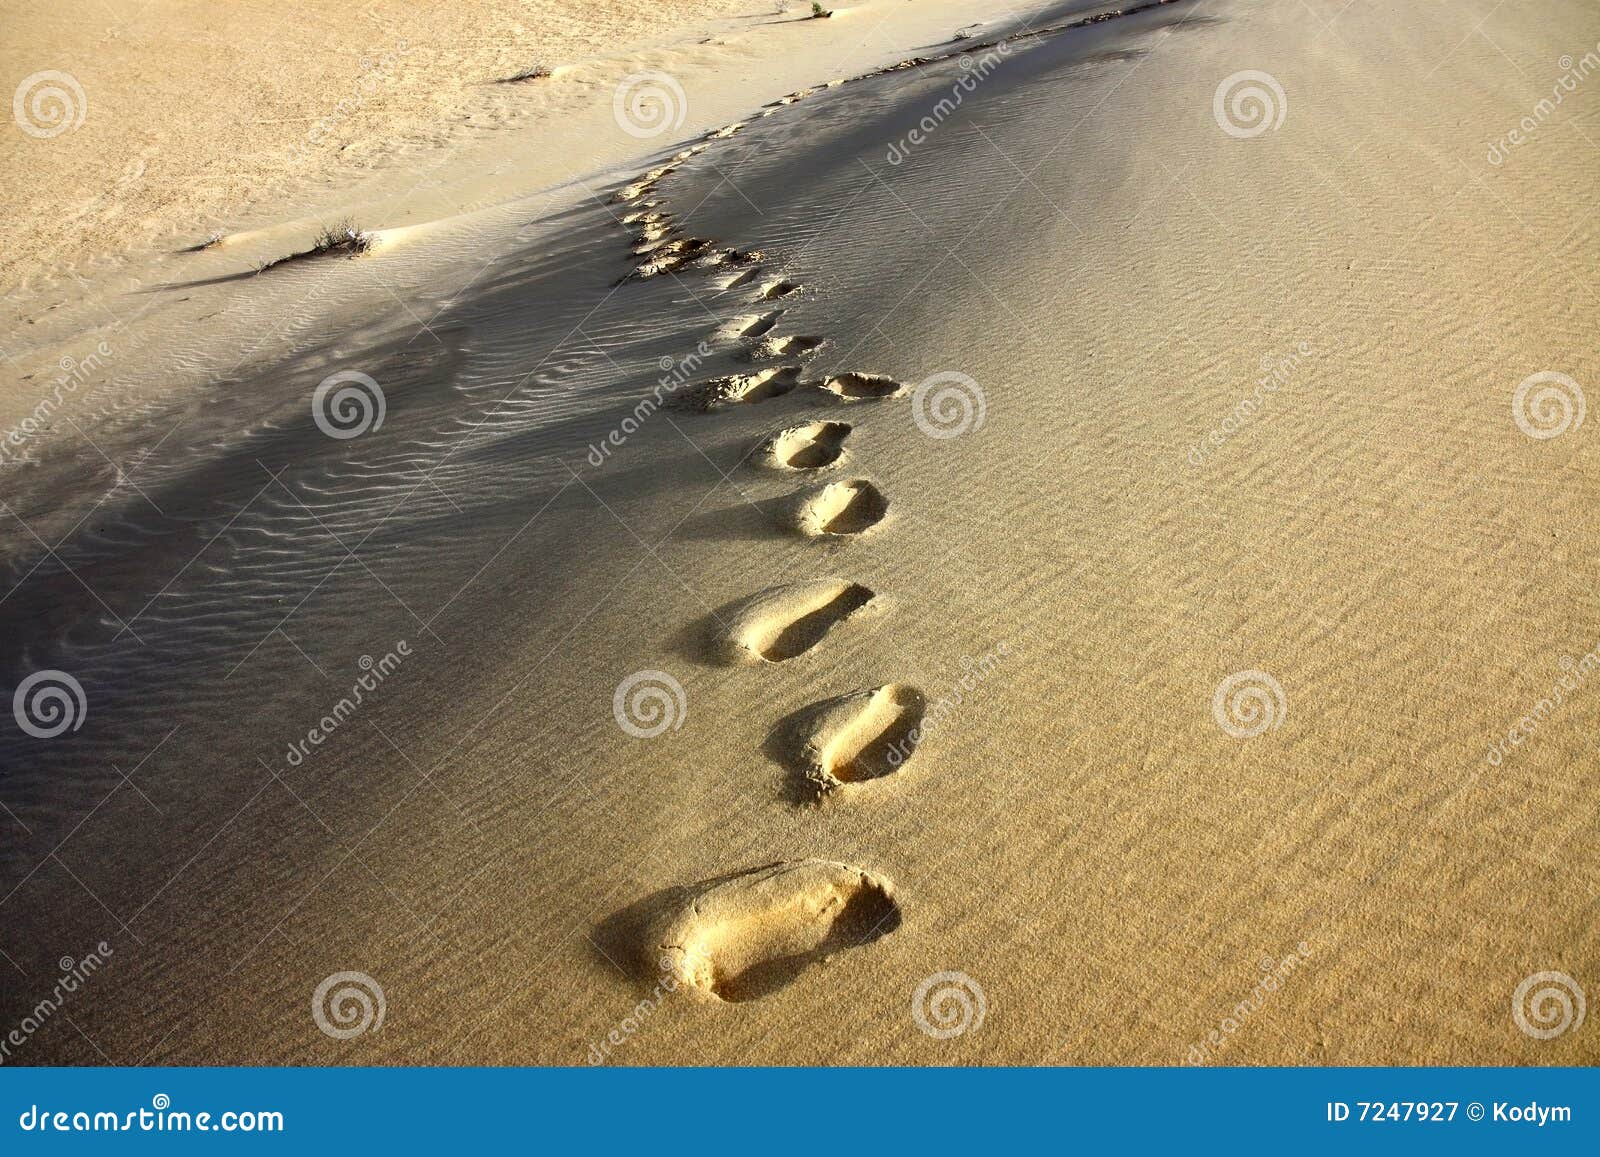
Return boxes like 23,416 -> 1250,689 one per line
1,0 -> 1597,1066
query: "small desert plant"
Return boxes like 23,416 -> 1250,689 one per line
310,220 -> 373,254
500,65 -> 552,83
811,2 -> 831,16
256,219 -> 372,273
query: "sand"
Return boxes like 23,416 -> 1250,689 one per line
1,0 -> 1597,1066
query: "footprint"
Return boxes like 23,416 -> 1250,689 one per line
777,684 -> 928,794
755,420 -> 851,470
706,121 -> 746,139
631,226 -> 677,254
759,279 -> 801,300
721,311 -> 783,340
816,372 -> 907,402
711,579 -> 874,664
636,859 -> 901,1001
720,267 -> 762,290
750,334 -> 824,360
629,236 -> 718,279
780,478 -> 888,537
620,204 -> 665,224
698,247 -> 765,270
613,178 -> 657,203
677,366 -> 802,411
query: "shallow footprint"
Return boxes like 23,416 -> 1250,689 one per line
756,420 -> 851,470
719,267 -> 761,290
778,684 -> 928,794
748,334 -> 825,361
781,478 -> 888,537
711,579 -> 874,664
636,859 -> 901,1001
816,372 -> 907,402
678,366 -> 801,411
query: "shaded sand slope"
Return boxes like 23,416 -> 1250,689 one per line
1,0 -> 1596,1066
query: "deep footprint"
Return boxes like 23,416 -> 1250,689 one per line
817,372 -> 907,402
641,859 -> 901,1001
781,478 -> 889,536
722,311 -> 784,340
711,580 -> 874,664
759,279 -> 801,300
780,684 -> 928,794
756,421 -> 852,470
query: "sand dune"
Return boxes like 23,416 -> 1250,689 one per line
1,0 -> 1597,1069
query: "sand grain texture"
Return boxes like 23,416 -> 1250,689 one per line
1,0 -> 1596,1067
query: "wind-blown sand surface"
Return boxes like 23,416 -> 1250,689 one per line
2,0 -> 1597,1065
